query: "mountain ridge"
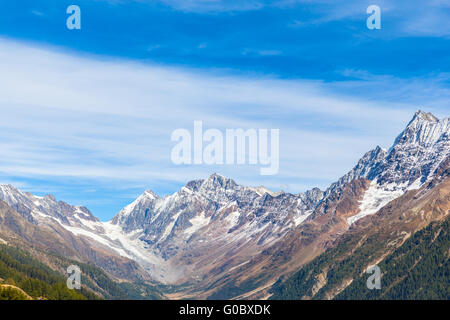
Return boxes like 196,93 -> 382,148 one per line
0,109 -> 448,299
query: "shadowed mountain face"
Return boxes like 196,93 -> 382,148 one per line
0,110 -> 448,299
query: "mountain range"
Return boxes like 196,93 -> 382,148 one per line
0,110 -> 448,299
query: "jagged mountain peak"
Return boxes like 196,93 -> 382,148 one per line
380,110 -> 449,185
250,186 -> 283,197
143,189 -> 159,199
410,109 -> 439,123
124,174 -> 240,206
0,184 -> 37,205
0,184 -> 98,224
0,183 -> 23,194
114,189 -> 158,221
394,110 -> 449,148
334,110 -> 449,188
304,187 -> 324,200
200,173 -> 238,190
184,179 -> 204,192
315,110 -> 449,221
43,194 -> 56,202
326,145 -> 386,196
128,189 -> 159,203
183,173 -> 237,193
209,172 -> 226,179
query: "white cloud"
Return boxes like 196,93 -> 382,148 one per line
0,38 -> 445,196
102,1 -> 450,38
31,10 -> 44,16
158,0 -> 266,12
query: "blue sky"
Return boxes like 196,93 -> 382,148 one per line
0,0 -> 449,220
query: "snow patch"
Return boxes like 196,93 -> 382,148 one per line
184,211 -> 210,237
74,215 -> 102,231
347,180 -> 407,225
61,223 -> 132,258
293,209 -> 313,226
407,177 -> 423,191
250,186 -> 282,197
225,210 -> 240,227
74,207 -> 91,218
160,210 -> 182,241
102,222 -> 160,263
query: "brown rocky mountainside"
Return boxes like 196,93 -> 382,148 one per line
0,199 -> 149,283
196,157 -> 449,300
269,160 -> 449,299
169,178 -> 373,299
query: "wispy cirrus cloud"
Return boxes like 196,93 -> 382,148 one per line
156,0 -> 450,37
159,0 -> 268,12
30,10 -> 44,17
0,38 -> 447,219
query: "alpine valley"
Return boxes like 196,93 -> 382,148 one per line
0,110 -> 448,300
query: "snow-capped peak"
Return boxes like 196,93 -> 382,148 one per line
394,110 -> 449,147
114,189 -> 159,221
143,190 -> 158,200
343,110 -> 450,225
410,109 -> 439,123
200,173 -> 237,190
0,184 -> 98,225
249,186 -> 283,197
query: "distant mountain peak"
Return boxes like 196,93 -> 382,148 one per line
206,172 -> 232,183
44,194 -> 56,202
143,190 -> 158,199
317,109 -> 449,220
199,173 -> 238,191
411,109 -> 439,123
250,186 -> 283,197
209,172 -> 226,179
184,179 -> 204,192
394,110 -> 449,148
0,184 -> 98,224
